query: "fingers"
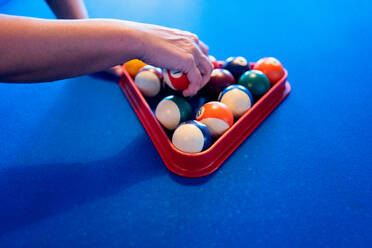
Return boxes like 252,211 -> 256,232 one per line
185,33 -> 209,56
194,54 -> 213,89
183,33 -> 212,88
181,38 -> 212,96
189,41 -> 213,88
199,41 -> 209,56
138,24 -> 212,96
183,31 -> 209,56
108,65 -> 123,77
182,56 -> 203,97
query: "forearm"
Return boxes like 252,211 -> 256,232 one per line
45,0 -> 88,19
0,15 -> 141,83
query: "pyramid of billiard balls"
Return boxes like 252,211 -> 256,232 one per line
126,56 -> 285,154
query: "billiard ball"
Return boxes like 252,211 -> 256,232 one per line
200,69 -> 235,100
214,61 -> 225,69
253,57 -> 285,85
222,56 -> 250,80
134,65 -> 163,97
238,70 -> 270,99
188,95 -> 208,116
208,55 -> 217,62
218,85 -> 254,118
196,101 -> 234,138
155,95 -> 192,130
208,55 -> 224,69
124,59 -> 147,78
163,69 -> 190,91
172,120 -> 212,153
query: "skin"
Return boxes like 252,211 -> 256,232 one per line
0,0 -> 213,96
45,0 -> 125,77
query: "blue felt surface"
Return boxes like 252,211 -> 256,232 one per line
1,0 -> 372,247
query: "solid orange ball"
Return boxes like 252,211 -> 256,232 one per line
124,59 -> 147,78
253,57 -> 284,85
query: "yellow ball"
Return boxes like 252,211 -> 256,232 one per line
124,59 -> 147,78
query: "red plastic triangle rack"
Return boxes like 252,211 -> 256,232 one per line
119,64 -> 291,178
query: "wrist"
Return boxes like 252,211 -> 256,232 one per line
117,20 -> 146,61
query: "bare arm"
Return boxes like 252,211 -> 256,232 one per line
45,0 -> 88,19
0,15 -> 140,83
0,14 -> 212,96
45,0 -> 128,78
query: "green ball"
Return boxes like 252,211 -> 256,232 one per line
238,70 -> 271,99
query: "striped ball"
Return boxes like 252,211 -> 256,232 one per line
172,120 -> 212,153
135,65 -> 163,97
163,69 -> 190,91
196,101 -> 234,138
155,95 -> 192,130
218,85 -> 254,118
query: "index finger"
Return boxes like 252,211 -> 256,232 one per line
199,41 -> 209,56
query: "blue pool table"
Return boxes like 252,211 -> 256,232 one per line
0,0 -> 371,247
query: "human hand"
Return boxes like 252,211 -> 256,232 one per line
132,23 -> 213,97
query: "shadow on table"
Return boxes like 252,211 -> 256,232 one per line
0,69 -> 218,237
0,135 -> 166,237
167,170 -> 217,186
90,71 -> 121,84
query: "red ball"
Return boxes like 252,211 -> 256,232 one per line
200,69 -> 236,99
212,61 -> 225,69
253,57 -> 285,85
163,69 -> 190,91
209,55 -> 224,69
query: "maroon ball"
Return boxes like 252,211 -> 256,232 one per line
200,69 -> 236,99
